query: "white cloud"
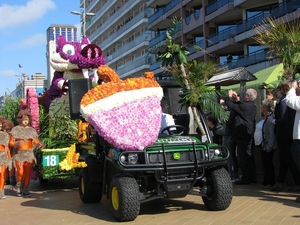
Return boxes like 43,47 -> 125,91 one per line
4,33 -> 46,50
0,69 -> 17,77
0,0 -> 56,29
18,33 -> 46,48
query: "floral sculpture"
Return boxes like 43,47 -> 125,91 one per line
47,35 -> 106,141
80,65 -> 163,150
27,88 -> 40,133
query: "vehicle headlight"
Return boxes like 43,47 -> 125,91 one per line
128,154 -> 138,164
214,149 -> 221,156
207,149 -> 221,158
120,155 -> 126,163
120,154 -> 139,164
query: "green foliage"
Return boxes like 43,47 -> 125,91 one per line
46,99 -> 78,149
157,17 -> 190,67
156,16 -> 228,121
0,96 -> 20,124
253,14 -> 300,80
38,104 -> 49,137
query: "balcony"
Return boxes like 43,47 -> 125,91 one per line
149,31 -> 167,48
188,39 -> 204,55
148,7 -> 166,25
150,60 -> 161,71
207,26 -> 237,47
272,0 -> 300,18
205,0 -> 234,15
107,34 -> 150,63
165,0 -> 181,13
117,57 -> 150,78
96,12 -> 147,49
236,12 -> 272,35
236,49 -> 273,68
89,0 -> 137,42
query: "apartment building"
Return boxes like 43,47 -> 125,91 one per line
147,0 -> 300,77
13,73 -> 48,99
85,0 -> 151,79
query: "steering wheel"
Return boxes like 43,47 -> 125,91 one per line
160,125 -> 186,135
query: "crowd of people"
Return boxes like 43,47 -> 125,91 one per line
0,110 -> 42,199
207,81 -> 300,202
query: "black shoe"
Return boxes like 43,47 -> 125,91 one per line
235,180 -> 250,185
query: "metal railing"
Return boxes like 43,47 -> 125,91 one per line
236,11 -> 272,35
207,26 -> 236,47
205,0 -> 234,15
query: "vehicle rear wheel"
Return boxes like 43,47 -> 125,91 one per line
109,175 -> 140,222
79,168 -> 102,203
202,167 -> 233,211
38,176 -> 48,185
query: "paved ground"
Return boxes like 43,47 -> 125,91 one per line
1,178 -> 300,225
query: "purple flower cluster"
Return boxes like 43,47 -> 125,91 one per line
88,96 -> 162,150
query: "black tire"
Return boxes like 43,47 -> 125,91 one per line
109,175 -> 140,222
79,168 -> 102,203
39,176 -> 49,185
202,167 -> 233,211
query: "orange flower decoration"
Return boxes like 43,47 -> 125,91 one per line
80,66 -> 160,107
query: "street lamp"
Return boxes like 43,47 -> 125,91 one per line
71,0 -> 95,36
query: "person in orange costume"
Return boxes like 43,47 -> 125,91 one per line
0,119 -> 14,199
10,110 -> 42,197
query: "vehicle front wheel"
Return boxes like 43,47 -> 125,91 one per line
109,175 -> 140,222
202,167 -> 233,211
79,168 -> 102,203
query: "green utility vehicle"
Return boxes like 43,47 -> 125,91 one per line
70,79 -> 233,222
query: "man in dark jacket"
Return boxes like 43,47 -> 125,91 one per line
226,88 -> 257,184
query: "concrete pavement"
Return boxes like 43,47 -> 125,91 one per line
1,178 -> 300,225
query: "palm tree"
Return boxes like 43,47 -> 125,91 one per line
253,13 -> 300,81
155,17 -> 228,134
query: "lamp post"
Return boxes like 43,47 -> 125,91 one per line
71,0 -> 95,36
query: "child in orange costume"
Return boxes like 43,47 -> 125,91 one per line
10,110 -> 42,197
0,119 -> 14,199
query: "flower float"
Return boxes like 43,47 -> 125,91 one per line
46,35 -> 106,142
58,143 -> 87,171
80,65 -> 163,150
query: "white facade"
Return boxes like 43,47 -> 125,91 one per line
84,0 -> 151,79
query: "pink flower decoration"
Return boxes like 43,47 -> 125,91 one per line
27,88 -> 40,133
88,96 -> 162,150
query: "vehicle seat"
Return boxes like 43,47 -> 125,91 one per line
174,114 -> 190,135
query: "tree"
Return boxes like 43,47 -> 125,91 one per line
156,17 -> 228,134
253,13 -> 300,81
0,96 -> 20,125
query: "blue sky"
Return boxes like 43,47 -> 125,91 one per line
0,0 -> 81,96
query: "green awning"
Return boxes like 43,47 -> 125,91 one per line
223,63 -> 283,90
